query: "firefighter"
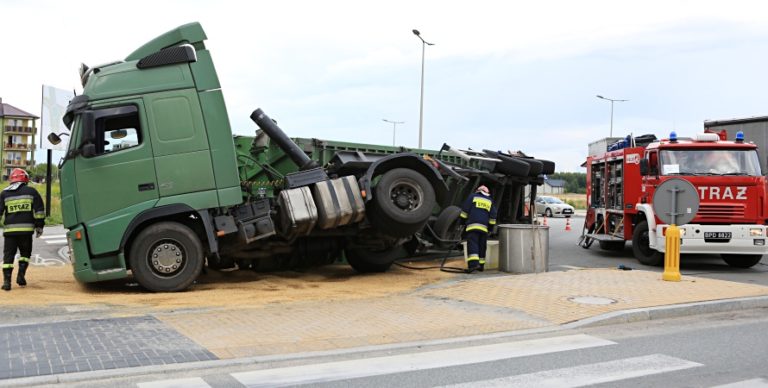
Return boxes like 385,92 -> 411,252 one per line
1,168 -> 45,291
460,185 -> 497,273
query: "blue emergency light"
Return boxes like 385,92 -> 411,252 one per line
736,131 -> 745,143
669,131 -> 678,143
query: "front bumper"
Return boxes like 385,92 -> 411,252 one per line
68,225 -> 127,283
654,224 -> 768,255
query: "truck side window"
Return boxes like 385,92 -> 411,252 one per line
648,152 -> 659,176
93,110 -> 141,156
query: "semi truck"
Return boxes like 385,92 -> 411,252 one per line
52,22 -> 554,291
581,132 -> 768,268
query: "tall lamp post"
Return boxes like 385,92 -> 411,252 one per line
382,119 -> 404,146
596,95 -> 628,138
413,29 -> 434,149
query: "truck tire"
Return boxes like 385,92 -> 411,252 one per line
345,246 -> 407,273
632,221 -> 663,266
433,205 -> 463,243
129,221 -> 204,292
372,168 -> 436,237
599,240 -> 625,251
721,254 -> 763,268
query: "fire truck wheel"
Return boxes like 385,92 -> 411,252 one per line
632,221 -> 664,266
129,221 -> 204,292
721,254 -> 763,268
345,246 -> 407,273
598,241 -> 625,251
372,168 -> 436,237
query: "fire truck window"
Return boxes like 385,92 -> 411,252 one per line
648,152 -> 658,175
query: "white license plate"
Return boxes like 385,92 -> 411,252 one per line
704,232 -> 731,239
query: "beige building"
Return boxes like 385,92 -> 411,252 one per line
0,98 -> 37,180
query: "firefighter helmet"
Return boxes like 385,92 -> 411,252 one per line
476,185 -> 490,196
9,168 -> 29,183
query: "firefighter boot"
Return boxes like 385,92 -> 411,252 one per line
17,261 -> 28,287
1,268 -> 11,291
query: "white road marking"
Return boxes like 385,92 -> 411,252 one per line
441,354 -> 702,388
231,334 -> 615,387
137,377 -> 211,388
43,239 -> 67,245
39,234 -> 66,239
712,378 -> 768,388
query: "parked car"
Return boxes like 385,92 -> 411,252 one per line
535,196 -> 574,218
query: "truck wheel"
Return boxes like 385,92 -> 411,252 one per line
721,254 -> 763,268
599,241 -> 625,251
129,221 -> 204,292
345,246 -> 407,273
632,221 -> 663,266
372,168 -> 436,237
433,206 -> 463,243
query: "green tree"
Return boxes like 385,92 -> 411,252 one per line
549,172 -> 587,193
29,163 -> 58,183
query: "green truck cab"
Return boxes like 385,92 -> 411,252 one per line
57,23 -> 554,292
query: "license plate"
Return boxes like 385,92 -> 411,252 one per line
704,232 -> 731,239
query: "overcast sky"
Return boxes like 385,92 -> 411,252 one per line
3,0 -> 768,172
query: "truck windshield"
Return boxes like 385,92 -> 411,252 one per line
659,149 -> 762,176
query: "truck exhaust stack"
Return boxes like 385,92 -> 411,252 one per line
250,108 -> 319,171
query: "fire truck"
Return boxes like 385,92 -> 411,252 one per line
581,131 -> 768,268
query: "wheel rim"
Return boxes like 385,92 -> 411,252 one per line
389,178 -> 424,212
148,239 -> 186,277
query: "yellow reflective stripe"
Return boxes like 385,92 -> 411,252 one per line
5,198 -> 32,213
466,254 -> 479,263
466,223 -> 488,232
4,227 -> 35,233
479,259 -> 486,265
1,264 -> 13,269
489,219 -> 497,225
34,212 -> 46,219
473,197 -> 492,211
18,257 -> 29,263
460,212 -> 468,219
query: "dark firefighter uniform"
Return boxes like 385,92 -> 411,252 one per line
460,187 -> 497,272
1,171 -> 45,291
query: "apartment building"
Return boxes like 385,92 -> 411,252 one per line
0,98 -> 37,180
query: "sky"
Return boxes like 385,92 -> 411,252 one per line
3,0 -> 768,172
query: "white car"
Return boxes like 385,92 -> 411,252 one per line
535,196 -> 574,218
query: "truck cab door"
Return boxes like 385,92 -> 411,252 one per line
74,101 -> 158,255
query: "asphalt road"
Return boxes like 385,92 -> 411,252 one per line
546,215 -> 768,286
55,307 -> 768,387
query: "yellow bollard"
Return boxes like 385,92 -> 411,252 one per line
662,224 -> 682,282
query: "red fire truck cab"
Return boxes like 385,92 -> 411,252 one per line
582,131 -> 767,268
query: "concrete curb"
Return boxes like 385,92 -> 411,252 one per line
1,295 -> 767,387
563,295 -> 768,329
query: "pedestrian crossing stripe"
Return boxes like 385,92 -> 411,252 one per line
137,377 -> 210,388
439,354 -> 702,388
230,334 -> 615,387
39,234 -> 66,239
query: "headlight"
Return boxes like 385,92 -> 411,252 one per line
750,228 -> 764,237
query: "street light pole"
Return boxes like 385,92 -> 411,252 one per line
413,29 -> 434,149
382,119 -> 404,146
596,95 -> 629,138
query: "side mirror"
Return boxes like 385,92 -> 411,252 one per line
79,111 -> 95,147
82,143 -> 96,158
110,129 -> 128,140
47,133 -> 62,146
639,158 -> 649,175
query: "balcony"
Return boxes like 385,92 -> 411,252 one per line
4,143 -> 35,151
4,160 -> 33,167
3,126 -> 35,134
